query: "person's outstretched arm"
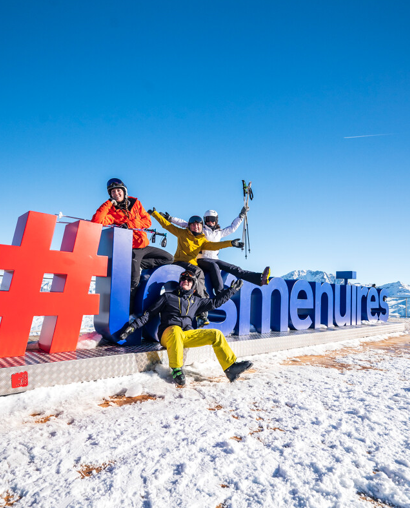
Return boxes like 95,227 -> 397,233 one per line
151,210 -> 182,237
220,206 -> 249,238
118,294 -> 167,341
202,238 -> 244,251
196,280 -> 243,314
159,212 -> 188,228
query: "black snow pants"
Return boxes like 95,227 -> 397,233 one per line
131,246 -> 173,287
197,258 -> 262,294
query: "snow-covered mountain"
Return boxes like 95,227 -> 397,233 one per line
281,269 -> 338,284
380,281 -> 410,318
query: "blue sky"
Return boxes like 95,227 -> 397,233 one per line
0,0 -> 409,285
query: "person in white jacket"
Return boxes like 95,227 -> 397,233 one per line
160,208 -> 270,295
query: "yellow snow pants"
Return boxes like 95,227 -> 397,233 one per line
160,326 -> 237,371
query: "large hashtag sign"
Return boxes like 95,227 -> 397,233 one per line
0,211 -> 108,358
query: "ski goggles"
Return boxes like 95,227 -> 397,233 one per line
180,272 -> 196,283
204,216 -> 217,223
188,215 -> 203,225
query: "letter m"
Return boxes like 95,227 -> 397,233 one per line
232,278 -> 289,335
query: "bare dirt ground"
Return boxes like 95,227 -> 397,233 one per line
281,334 -> 410,372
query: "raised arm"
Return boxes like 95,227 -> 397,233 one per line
220,215 -> 243,238
171,217 -> 188,228
151,210 -> 182,237
197,280 -> 243,314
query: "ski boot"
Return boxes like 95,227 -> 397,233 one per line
224,360 -> 253,382
172,368 -> 186,386
196,312 -> 210,328
261,267 -> 271,286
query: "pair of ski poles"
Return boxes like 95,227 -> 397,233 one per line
241,180 -> 253,259
55,213 -> 168,248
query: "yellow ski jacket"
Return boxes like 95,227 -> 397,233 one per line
152,211 -> 234,266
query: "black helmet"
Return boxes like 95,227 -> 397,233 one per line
107,178 -> 128,200
179,269 -> 198,291
188,215 -> 203,225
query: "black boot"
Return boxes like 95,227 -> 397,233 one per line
224,360 -> 253,382
172,368 -> 186,386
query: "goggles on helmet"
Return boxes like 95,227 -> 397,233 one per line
188,215 -> 203,225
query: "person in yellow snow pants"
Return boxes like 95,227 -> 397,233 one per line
118,268 -> 253,386
161,325 -> 237,371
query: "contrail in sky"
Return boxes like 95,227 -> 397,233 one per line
344,133 -> 393,139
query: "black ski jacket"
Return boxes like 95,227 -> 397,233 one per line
133,285 -> 237,340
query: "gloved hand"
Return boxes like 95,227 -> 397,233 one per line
160,211 -> 171,221
120,322 -> 137,341
230,279 -> 243,292
120,223 -> 129,229
147,207 -> 156,215
239,205 -> 249,219
109,198 -> 117,206
231,239 -> 244,248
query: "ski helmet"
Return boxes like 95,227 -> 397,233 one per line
107,178 -> 128,200
179,269 -> 198,291
188,215 -> 203,225
203,209 -> 218,224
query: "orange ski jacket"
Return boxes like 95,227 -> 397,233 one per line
91,197 -> 152,249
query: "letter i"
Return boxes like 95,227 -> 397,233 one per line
351,285 -> 357,325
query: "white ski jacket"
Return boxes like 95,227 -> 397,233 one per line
171,215 -> 243,259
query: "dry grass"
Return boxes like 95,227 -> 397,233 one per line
357,492 -> 398,507
230,436 -> 243,442
0,491 -> 21,507
282,334 -> 410,372
98,394 -> 157,408
208,405 -> 223,411
77,461 -> 115,479
30,413 -> 58,424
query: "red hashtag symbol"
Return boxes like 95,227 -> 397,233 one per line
0,212 -> 108,358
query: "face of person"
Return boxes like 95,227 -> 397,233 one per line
110,188 -> 125,203
189,222 -> 203,233
180,278 -> 193,290
205,218 -> 216,226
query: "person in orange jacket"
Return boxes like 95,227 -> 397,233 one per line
92,178 -> 173,305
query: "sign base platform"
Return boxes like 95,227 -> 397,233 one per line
0,320 -> 406,396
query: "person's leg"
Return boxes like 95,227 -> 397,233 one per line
182,328 -> 237,371
197,258 -> 224,294
131,247 -> 147,287
140,246 -> 173,270
216,259 -> 267,286
160,326 -> 185,369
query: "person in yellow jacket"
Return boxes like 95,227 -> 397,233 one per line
148,209 -> 244,326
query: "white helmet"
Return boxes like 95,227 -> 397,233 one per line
203,209 -> 218,224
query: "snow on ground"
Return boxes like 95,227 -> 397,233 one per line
1,333 -> 410,508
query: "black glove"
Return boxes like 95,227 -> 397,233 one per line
109,198 -> 117,206
147,207 -> 156,215
160,211 -> 171,221
230,279 -> 243,292
239,205 -> 249,219
231,239 -> 244,248
119,322 -> 137,342
120,223 -> 129,229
